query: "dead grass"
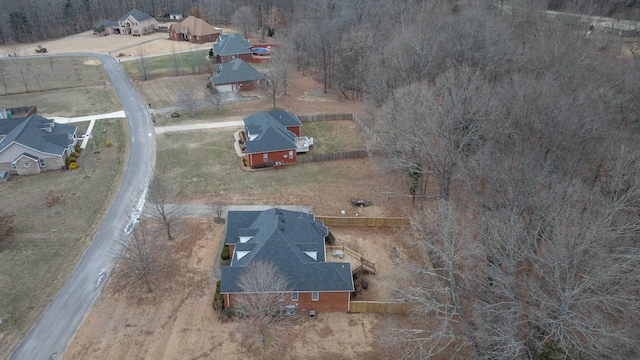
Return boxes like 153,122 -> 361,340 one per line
0,119 -> 127,360
0,57 -> 109,96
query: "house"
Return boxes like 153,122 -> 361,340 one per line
211,33 -> 253,63
95,20 -> 120,35
0,114 -> 78,175
169,13 -> 183,20
209,58 -> 265,93
169,16 -> 221,43
118,9 -> 159,36
242,110 -> 304,168
220,208 -> 354,312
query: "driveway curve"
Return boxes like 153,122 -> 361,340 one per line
10,53 -> 155,360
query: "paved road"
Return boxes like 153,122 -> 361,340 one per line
10,53 -> 155,360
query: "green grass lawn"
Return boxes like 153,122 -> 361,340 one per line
0,119 -> 127,359
121,50 -> 213,80
155,120 -> 367,200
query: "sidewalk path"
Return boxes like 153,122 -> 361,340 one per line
154,119 -> 244,134
51,110 -> 127,124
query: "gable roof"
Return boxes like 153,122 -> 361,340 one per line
210,58 -> 265,85
98,19 -> 119,28
169,16 -> 220,37
221,209 -> 353,293
0,115 -> 77,156
212,33 -> 252,56
243,111 -> 298,153
118,9 -> 153,22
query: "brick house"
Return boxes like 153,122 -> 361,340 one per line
242,110 -> 303,168
220,208 -> 354,312
168,16 -> 221,43
209,58 -> 265,93
118,9 -> 159,36
0,114 -> 78,175
211,33 -> 253,63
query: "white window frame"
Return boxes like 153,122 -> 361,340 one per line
289,150 -> 294,158
11,162 -> 17,170
278,293 -> 284,302
263,153 -> 268,162
39,159 -> 46,167
292,292 -> 298,301
311,292 -> 319,301
24,162 -> 30,168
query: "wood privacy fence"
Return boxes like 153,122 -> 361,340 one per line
349,301 -> 416,314
317,216 -> 410,226
297,150 -> 368,163
299,113 -> 379,143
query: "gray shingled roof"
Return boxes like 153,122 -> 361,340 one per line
243,111 -> 298,153
209,59 -> 265,86
221,209 -> 354,293
118,9 -> 153,22
0,115 -> 77,155
212,33 -> 252,56
98,19 -> 119,28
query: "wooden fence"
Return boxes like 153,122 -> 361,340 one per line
317,216 -> 410,226
349,301 -> 416,314
298,114 -> 353,122
297,150 -> 368,163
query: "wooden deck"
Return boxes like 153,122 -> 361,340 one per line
325,245 -> 376,275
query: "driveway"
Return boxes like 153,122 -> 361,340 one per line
10,53 -> 155,360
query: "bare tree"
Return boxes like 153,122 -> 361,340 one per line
178,88 -> 201,117
208,193 -> 228,224
118,223 -> 156,292
233,260 -> 290,349
377,67 -> 491,204
171,43 -> 180,76
145,170 -> 185,241
10,49 -> 31,93
206,86 -> 223,111
136,47 -> 149,80
0,60 -> 8,95
232,6 -> 255,39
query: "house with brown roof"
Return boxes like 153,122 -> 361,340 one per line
169,16 -> 221,43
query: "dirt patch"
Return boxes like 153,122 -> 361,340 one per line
62,218 -> 385,360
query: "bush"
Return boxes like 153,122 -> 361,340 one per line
70,151 -> 80,158
105,140 -> 113,147
212,293 -> 224,311
75,145 -> 81,153
216,280 -> 221,293
325,231 -> 336,245
66,156 -> 77,165
68,162 -> 79,170
221,245 -> 230,260
242,158 -> 247,166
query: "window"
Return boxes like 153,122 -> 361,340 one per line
278,293 -> 284,302
263,153 -> 268,162
11,162 -> 17,170
289,150 -> 294,158
39,159 -> 46,167
24,162 -> 30,168
312,292 -> 319,301
292,292 -> 298,301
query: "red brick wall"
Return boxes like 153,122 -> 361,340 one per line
286,125 -> 301,137
248,149 -> 296,167
224,291 -> 350,312
227,244 -> 235,257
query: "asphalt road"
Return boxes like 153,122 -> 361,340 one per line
10,53 -> 155,360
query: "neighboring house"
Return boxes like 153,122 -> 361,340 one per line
96,20 -> 119,35
242,110 -> 303,167
209,58 -> 265,93
118,9 -> 159,36
211,33 -> 253,63
221,208 -> 354,312
169,13 -> 183,20
169,16 -> 221,43
0,114 -> 78,175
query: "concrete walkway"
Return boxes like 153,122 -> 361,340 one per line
52,111 -> 127,149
